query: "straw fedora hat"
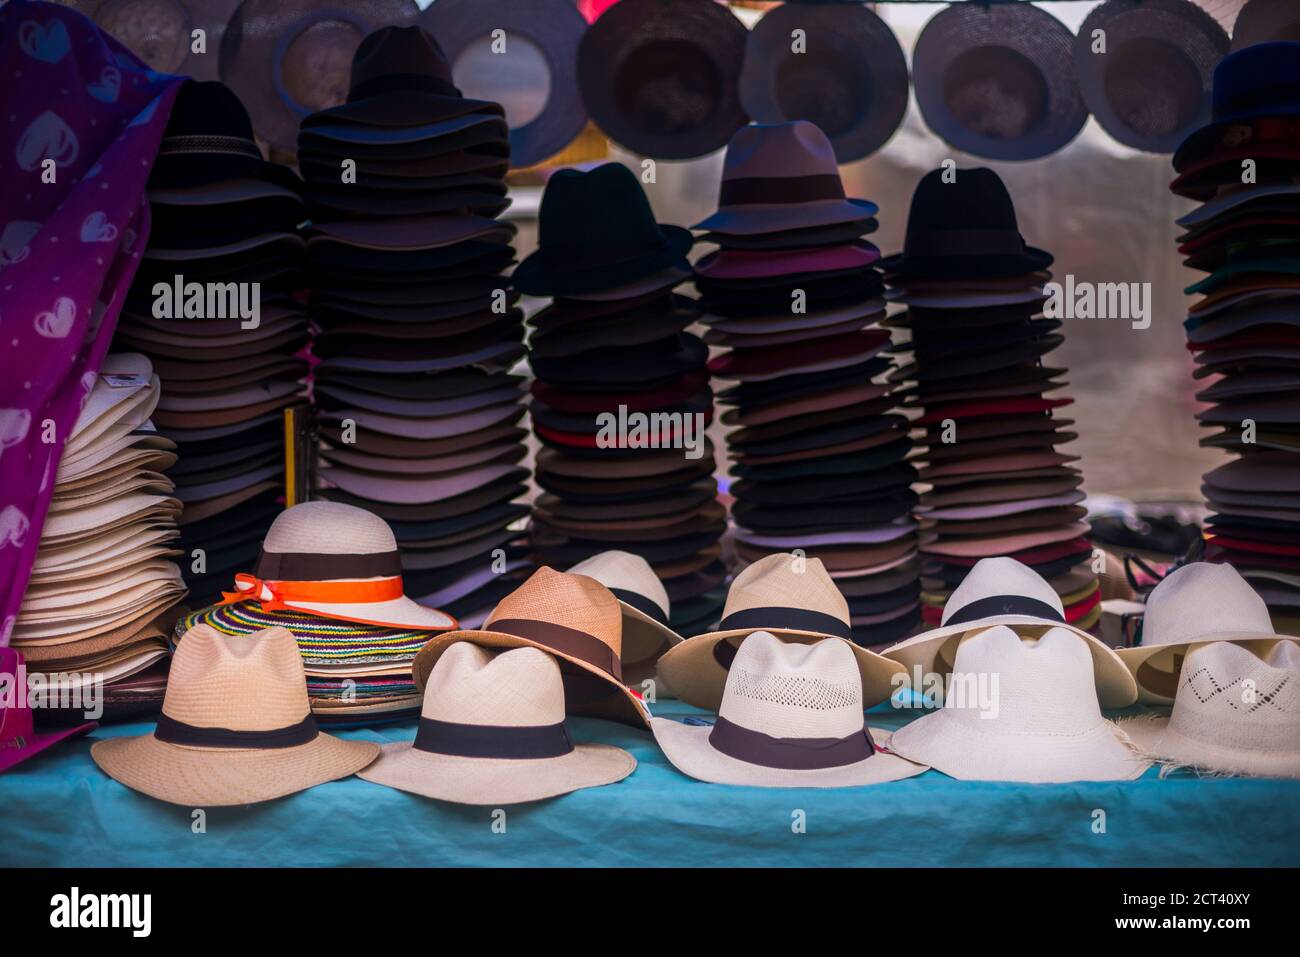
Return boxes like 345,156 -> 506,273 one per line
567,551 -> 682,685
361,643 -> 635,804
654,631 -> 926,788
890,626 -> 1150,782
91,625 -> 379,805
218,500 -> 457,631
884,557 -> 1137,708
1117,562 -> 1292,705
656,553 -> 907,712
411,567 -> 651,729
1122,640 -> 1300,778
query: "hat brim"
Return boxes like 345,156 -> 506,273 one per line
657,631 -> 907,713
270,595 -> 457,631
1118,714 -> 1300,779
620,601 -> 685,671
358,739 -> 635,805
884,616 -> 1138,708
652,720 -> 926,787
90,732 -> 379,806
693,198 -> 878,236
1115,635 -> 1290,705
0,722 -> 96,774
511,226 -> 694,297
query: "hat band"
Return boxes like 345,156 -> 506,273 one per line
158,134 -> 262,160
609,588 -> 670,627
904,229 -> 1027,258
349,72 -> 462,103
412,717 -> 573,760
719,173 -> 846,206
709,716 -> 875,770
254,549 -> 403,581
944,595 -> 1066,627
718,607 -> 852,640
154,713 -> 319,749
489,618 -> 623,682
220,573 -> 406,612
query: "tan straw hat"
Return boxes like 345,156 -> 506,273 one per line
885,556 -> 1137,708
654,631 -> 926,788
655,553 -> 907,712
91,624 -> 379,806
412,567 -> 651,729
1117,562 -> 1291,705
361,643 -> 636,804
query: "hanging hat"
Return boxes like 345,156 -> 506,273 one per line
1231,0 -> 1300,50
79,0 -> 239,78
911,2 -> 1088,161
418,0 -> 587,168
217,500 -> 458,631
738,1 -> 907,163
360,642 -> 635,804
511,163 -> 692,297
884,556 -> 1137,708
1122,640 -> 1300,779
692,121 -> 879,236
91,625 -> 379,805
0,648 -> 97,774
1074,0 -> 1228,154
577,0 -> 748,159
1116,562 -> 1293,705
411,566 -> 651,729
219,0 -> 419,156
880,167 -> 1053,279
656,553 -> 907,712
653,631 -> 926,787
890,626 -> 1150,782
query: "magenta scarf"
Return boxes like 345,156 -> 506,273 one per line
0,0 -> 183,644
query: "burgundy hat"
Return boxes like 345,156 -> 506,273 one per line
0,648 -> 97,774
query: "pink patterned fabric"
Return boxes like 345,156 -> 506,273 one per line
0,0 -> 183,644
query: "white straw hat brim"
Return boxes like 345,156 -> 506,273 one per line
884,617 -> 1138,708
358,740 -> 636,805
652,719 -> 926,788
1119,714 -> 1300,779
91,733 -> 379,807
1116,635 -> 1290,705
275,595 -> 456,631
889,710 -> 1150,782
620,602 -> 684,665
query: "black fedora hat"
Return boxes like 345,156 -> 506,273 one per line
512,162 -> 693,296
881,167 -> 1053,279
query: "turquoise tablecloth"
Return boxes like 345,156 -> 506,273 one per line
3,704 -> 1298,867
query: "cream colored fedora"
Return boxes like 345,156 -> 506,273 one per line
412,567 -> 651,729
1122,640 -> 1300,779
885,557 -> 1137,708
656,553 -> 907,712
890,626 -> 1151,782
361,643 -> 636,805
654,631 -> 926,788
1117,562 -> 1291,705
91,624 -> 379,806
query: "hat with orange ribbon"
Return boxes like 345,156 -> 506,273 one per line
218,500 -> 456,631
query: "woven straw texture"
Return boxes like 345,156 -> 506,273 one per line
264,500 -> 395,556
568,550 -> 680,666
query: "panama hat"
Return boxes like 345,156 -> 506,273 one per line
890,626 -> 1150,782
656,553 -> 907,712
1117,562 -> 1292,705
1074,0 -> 1227,154
653,631 -> 925,788
885,556 -> 1136,708
412,567 -> 651,729
360,643 -> 634,804
217,500 -> 457,631
738,2 -> 907,163
912,2 -> 1087,161
567,551 -> 683,685
1231,0 -> 1300,50
91,625 -> 378,805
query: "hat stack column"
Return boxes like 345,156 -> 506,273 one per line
112,81 -> 310,608
694,121 -> 922,652
882,168 -> 1101,634
1169,41 -> 1300,636
297,26 -> 532,629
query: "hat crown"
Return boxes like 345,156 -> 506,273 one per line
261,501 -> 397,567
719,631 -> 864,738
485,566 -> 624,657
423,643 -> 565,728
567,550 -> 670,617
904,167 -> 1025,241
163,625 -> 310,732
720,121 -> 840,186
347,25 -> 458,101
536,163 -> 666,257
941,557 -> 1064,626
1211,41 -> 1300,119
1142,562 -> 1275,646
164,80 -> 257,143
723,553 -> 849,624
0,648 -> 34,742
1168,639 -> 1300,752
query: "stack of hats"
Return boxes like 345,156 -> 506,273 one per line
297,26 -> 531,629
113,79 -> 309,607
1170,42 -> 1300,634
883,167 -> 1101,634
693,121 -> 920,652
11,355 -> 184,723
